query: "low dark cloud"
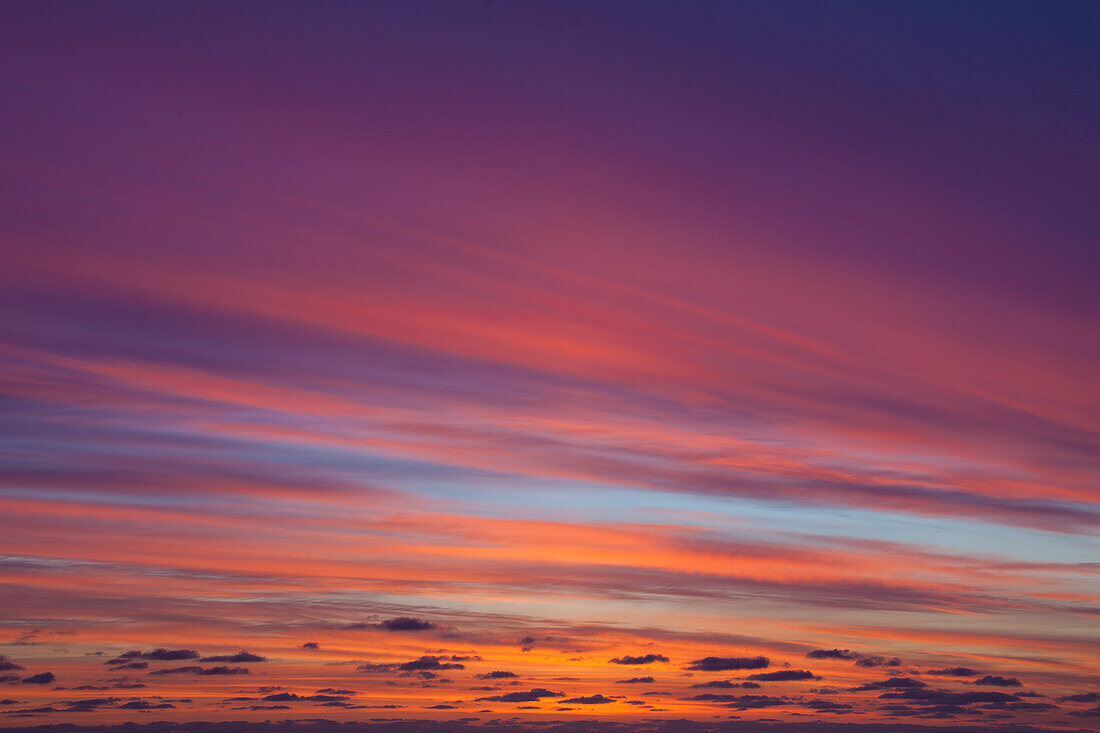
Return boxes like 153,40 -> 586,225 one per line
0,656 -> 23,672
855,655 -> 901,668
261,693 -> 350,703
118,701 -> 174,710
805,649 -> 899,668
690,680 -> 760,689
1060,692 -> 1100,703
615,677 -> 654,684
686,656 -> 768,671
747,670 -> 818,681
21,673 -> 55,685
851,677 -> 925,691
924,667 -> 978,676
107,649 -> 199,665
608,654 -> 668,665
880,687 -> 1020,705
201,651 -> 266,663
1071,705 -> 1100,717
148,666 -> 249,676
301,642 -> 320,649
803,699 -> 853,712
562,694 -> 614,704
972,675 -> 1022,687
476,688 -> 564,702
357,655 -> 465,674
348,617 -> 436,632
806,649 -> 859,660
476,671 -> 517,679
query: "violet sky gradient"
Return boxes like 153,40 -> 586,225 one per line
1,1 -> 1098,730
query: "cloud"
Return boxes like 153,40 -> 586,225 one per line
879,688 -> 1021,705
804,649 -> 899,667
851,677 -> 925,691
107,649 -> 199,664
608,654 -> 668,665
148,666 -> 249,676
690,680 -> 760,689
1060,692 -> 1100,703
746,670 -> 818,681
357,656 -> 465,674
692,694 -> 790,709
805,649 -> 859,660
0,657 -> 24,672
615,677 -> 654,684
972,675 -> 1022,687
201,651 -> 266,663
476,671 -> 517,679
924,667 -> 978,676
348,617 -> 436,632
686,656 -> 768,671
118,701 -> 174,710
855,655 -> 901,668
802,699 -> 852,712
476,689 -> 564,702
261,693 -> 350,703
301,642 -> 320,649
21,673 -> 55,684
562,694 -> 614,704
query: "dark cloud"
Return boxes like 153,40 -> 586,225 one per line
149,666 -> 249,676
802,699 -> 853,712
924,667 -> 978,676
475,671 -> 517,679
686,656 -> 768,671
972,675 -> 1022,687
348,617 -> 436,632
0,656 -> 23,672
690,680 -> 760,689
107,649 -> 199,664
21,673 -> 55,684
476,688 -> 564,702
1060,692 -> 1100,703
805,649 -> 900,668
400,656 -> 464,672
855,655 -> 902,668
357,656 -> 464,674
261,693 -> 350,703
615,677 -> 654,684
806,649 -> 859,660
747,670 -> 818,681
880,688 -> 1021,705
705,694 -> 790,709
118,701 -> 174,710
608,654 -> 668,665
317,688 -> 357,695
851,677 -> 925,691
201,651 -> 266,663
301,642 -> 320,649
562,694 -> 614,704
1071,705 -> 1100,717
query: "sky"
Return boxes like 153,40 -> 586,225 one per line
0,1 -> 1098,730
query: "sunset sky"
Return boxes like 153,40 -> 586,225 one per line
1,1 -> 1098,730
